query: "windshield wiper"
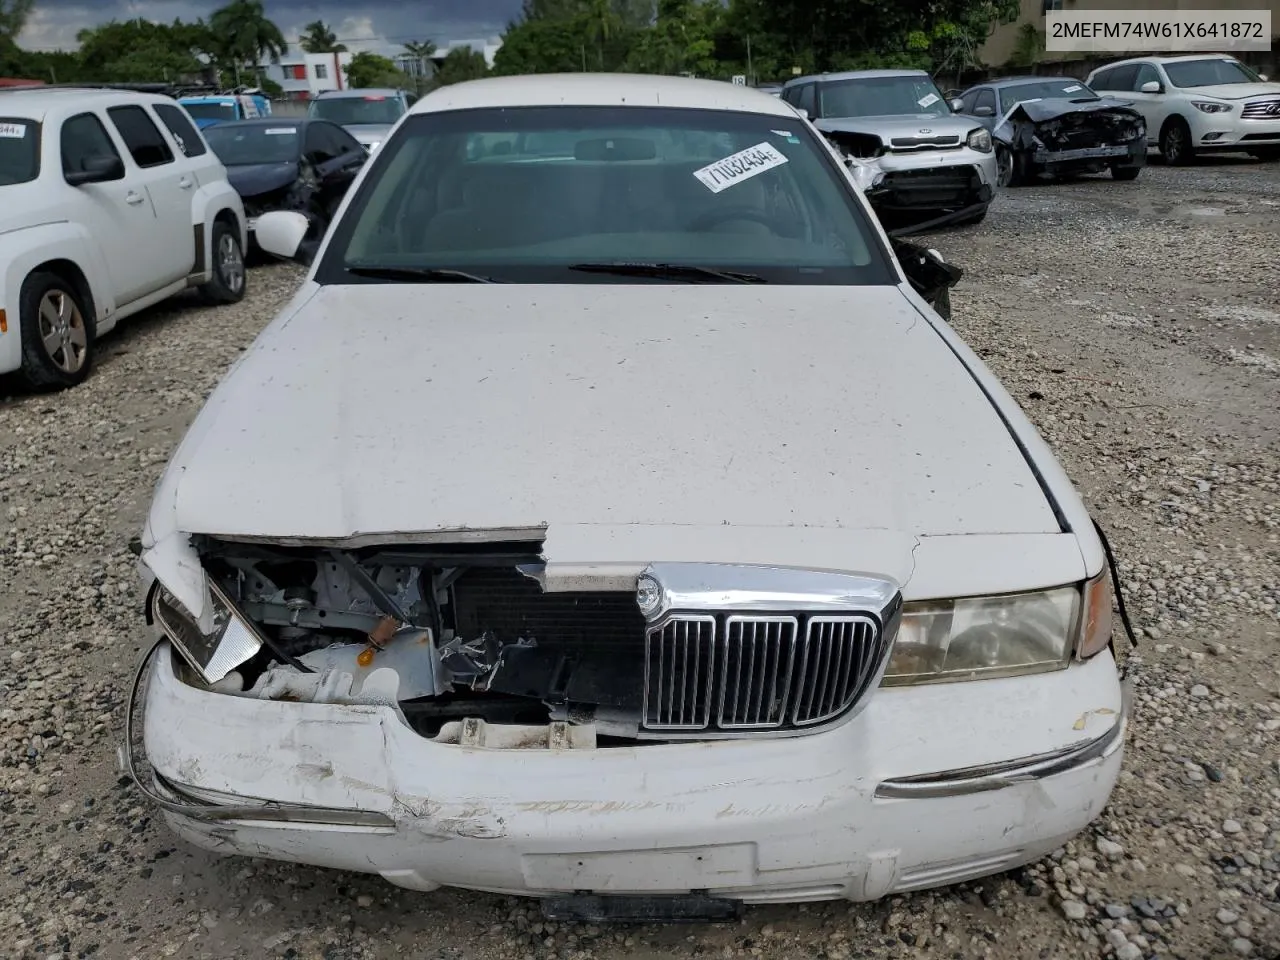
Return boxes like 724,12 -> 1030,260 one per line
567,262 -> 766,284
346,265 -> 503,283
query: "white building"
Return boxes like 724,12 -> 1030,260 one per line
259,51 -> 355,101
433,38 -> 503,69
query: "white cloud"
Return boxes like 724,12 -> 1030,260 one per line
16,5 -> 92,51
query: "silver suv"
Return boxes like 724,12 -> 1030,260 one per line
306,88 -> 416,152
782,69 -> 999,228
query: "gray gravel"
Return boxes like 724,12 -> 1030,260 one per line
1,156 -> 1279,960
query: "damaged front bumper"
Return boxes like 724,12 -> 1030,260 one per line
128,640 -> 1129,904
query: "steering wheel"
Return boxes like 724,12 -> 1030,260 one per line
688,205 -> 777,233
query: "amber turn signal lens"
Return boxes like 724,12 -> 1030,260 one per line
1077,570 -> 1114,660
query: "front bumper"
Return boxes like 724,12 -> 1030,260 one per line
129,641 -> 1129,904
1189,111 -> 1280,149
864,147 -> 998,223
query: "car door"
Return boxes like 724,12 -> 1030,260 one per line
1125,62 -> 1173,145
1091,64 -> 1151,132
105,104 -> 195,287
972,88 -> 999,130
58,111 -> 158,306
151,101 -> 217,188
307,122 -> 367,216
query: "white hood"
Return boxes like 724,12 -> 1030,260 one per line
1179,81 -> 1280,100
156,283 -> 1058,548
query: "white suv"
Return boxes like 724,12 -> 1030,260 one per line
1087,55 -> 1280,165
0,87 -> 247,390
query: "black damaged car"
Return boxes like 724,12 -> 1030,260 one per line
951,76 -> 1146,186
203,118 -> 368,249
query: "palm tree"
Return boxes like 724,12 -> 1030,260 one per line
300,19 -> 347,54
209,0 -> 288,85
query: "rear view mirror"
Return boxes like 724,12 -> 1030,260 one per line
65,155 -> 125,186
974,105 -> 995,117
1140,80 -> 1162,93
255,210 -> 313,264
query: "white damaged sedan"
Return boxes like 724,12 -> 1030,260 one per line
129,73 -> 1130,920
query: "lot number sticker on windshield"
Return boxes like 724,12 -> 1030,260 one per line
693,142 -> 789,194
1063,84 -> 1083,92
0,122 -> 27,138
265,127 -> 296,135
917,93 -> 940,108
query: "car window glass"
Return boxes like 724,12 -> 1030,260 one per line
1134,64 -> 1161,89
61,112 -> 123,176
796,83 -> 816,116
1164,57 -> 1259,87
106,105 -> 174,168
819,76 -> 950,118
1107,64 -> 1140,92
305,124 -> 338,163
152,103 -> 207,158
203,124 -> 300,165
974,89 -> 997,114
0,116 -> 40,185
328,123 -> 363,157
320,105 -> 897,288
1091,68 -> 1113,89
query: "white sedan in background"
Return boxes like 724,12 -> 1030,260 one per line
128,73 -> 1128,920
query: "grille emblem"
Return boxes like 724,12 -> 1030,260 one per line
918,127 -> 932,134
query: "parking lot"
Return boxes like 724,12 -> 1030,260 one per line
1,157 -> 1278,960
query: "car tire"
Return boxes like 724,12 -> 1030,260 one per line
198,220 -> 247,304
1159,117 -> 1194,166
996,145 -> 1024,188
18,271 -> 95,391
1111,164 -> 1142,181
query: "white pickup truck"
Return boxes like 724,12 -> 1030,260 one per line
0,87 -> 247,390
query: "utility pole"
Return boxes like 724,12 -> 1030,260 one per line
747,35 -> 753,85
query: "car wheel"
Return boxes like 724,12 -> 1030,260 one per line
1159,118 -> 1194,166
1111,164 -> 1142,181
996,146 -> 1021,187
199,220 -> 247,304
18,271 -> 94,391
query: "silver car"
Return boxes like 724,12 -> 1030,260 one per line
782,69 -> 999,228
306,88 -> 416,152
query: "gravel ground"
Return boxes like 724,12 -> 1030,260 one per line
1,157 -> 1278,960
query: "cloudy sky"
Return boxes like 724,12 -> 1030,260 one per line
18,0 -> 522,53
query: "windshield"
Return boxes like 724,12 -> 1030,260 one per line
1164,58 -> 1261,88
820,76 -> 950,118
317,105 -> 892,286
181,101 -> 238,122
308,96 -> 404,126
203,124 -> 300,165
0,118 -> 39,186
1001,79 -> 1099,106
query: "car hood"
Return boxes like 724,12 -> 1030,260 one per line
1178,81 -> 1280,100
343,123 -> 393,143
816,114 -> 979,139
159,283 -> 1060,547
225,161 -> 299,199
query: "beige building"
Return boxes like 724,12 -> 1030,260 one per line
981,0 -> 1280,69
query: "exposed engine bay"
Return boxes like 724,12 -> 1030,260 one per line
164,538 -> 661,745
994,98 -> 1146,181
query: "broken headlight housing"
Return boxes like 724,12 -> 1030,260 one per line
966,127 -> 993,153
881,585 -> 1080,686
150,579 -> 263,685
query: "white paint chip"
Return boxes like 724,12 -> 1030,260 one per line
0,122 -> 28,138
917,93 -> 940,108
693,142 -> 789,194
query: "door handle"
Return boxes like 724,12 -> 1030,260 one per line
125,191 -> 145,206
178,177 -> 193,189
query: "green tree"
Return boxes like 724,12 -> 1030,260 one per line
435,46 -> 489,85
300,19 -> 347,54
492,16 -> 596,75
624,0 -> 720,77
0,0 -> 33,38
209,0 -> 287,85
402,39 -> 437,60
76,18 -> 213,83
344,51 -> 409,89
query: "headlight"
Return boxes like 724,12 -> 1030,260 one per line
150,579 -> 263,684
1192,101 -> 1232,114
966,127 -> 993,153
882,585 -> 1080,686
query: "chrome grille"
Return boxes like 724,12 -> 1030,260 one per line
1242,98 -> 1280,119
792,616 -> 880,726
643,616 -> 715,729
889,135 -> 962,150
718,616 -> 798,728
642,612 -> 888,735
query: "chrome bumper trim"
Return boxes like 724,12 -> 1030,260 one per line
874,677 -> 1132,800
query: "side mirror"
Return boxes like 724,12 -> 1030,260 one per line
65,155 -> 125,186
949,98 -> 965,112
1140,80 -> 1162,93
794,106 -> 810,120
255,210 -> 312,263
974,105 -> 995,117
1259,73 -> 1269,81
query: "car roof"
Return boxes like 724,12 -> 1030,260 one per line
0,86 -> 173,121
209,117 -> 311,127
784,69 -> 929,88
314,88 -> 404,99
408,73 -> 798,119
988,75 -> 1081,87
1090,53 -> 1241,71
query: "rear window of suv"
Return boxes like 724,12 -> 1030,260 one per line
0,118 -> 40,186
